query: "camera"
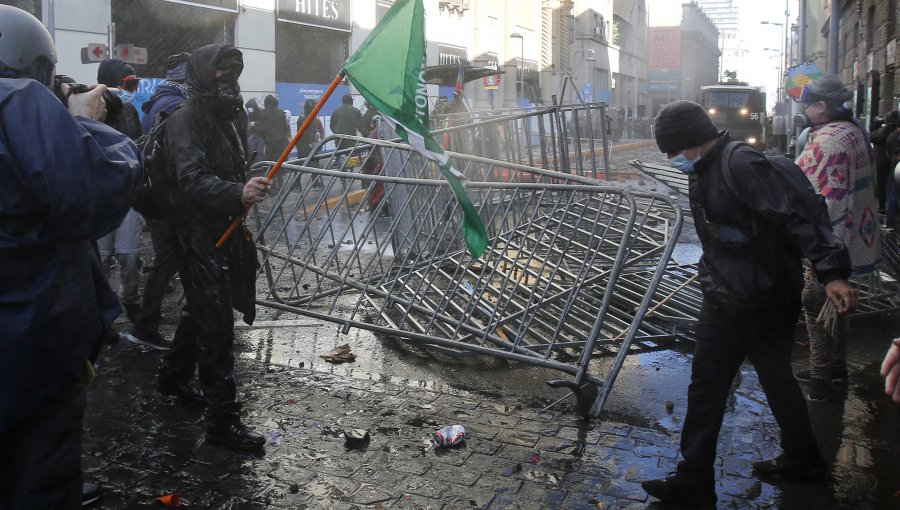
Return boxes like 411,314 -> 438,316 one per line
52,74 -> 120,112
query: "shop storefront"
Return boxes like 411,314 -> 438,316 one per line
111,0 -> 238,78
274,0 -> 352,117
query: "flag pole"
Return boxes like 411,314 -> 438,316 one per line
216,71 -> 346,249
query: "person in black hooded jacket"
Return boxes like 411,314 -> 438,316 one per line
640,101 -> 858,507
257,94 -> 290,162
154,44 -> 270,452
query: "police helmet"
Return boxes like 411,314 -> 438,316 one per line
0,5 -> 57,86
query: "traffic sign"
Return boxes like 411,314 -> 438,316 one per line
80,43 -> 108,63
112,44 -> 148,65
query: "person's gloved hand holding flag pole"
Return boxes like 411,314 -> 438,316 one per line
217,0 -> 488,259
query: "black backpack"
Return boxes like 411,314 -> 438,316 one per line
132,112 -> 177,221
721,141 -> 830,224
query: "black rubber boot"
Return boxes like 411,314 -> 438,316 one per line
206,417 -> 265,452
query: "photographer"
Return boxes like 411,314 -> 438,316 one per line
0,6 -> 141,509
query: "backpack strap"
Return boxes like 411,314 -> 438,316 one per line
720,140 -> 752,204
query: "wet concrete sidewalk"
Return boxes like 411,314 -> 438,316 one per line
83,317 -> 900,510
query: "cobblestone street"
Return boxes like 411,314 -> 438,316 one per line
84,144 -> 900,509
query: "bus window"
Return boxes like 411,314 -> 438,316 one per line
705,91 -> 751,109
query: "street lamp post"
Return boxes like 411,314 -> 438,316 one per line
761,20 -> 786,111
509,33 -> 524,101
763,47 -> 783,110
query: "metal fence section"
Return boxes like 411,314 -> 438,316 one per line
249,135 -> 681,417
427,102 -> 613,179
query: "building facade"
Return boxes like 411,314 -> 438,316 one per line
7,0 -> 650,122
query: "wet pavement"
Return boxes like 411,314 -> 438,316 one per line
84,142 -> 900,509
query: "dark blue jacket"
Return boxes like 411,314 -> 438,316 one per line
140,80 -> 187,135
0,78 -> 141,431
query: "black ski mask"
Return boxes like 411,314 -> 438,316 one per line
215,70 -> 243,111
186,44 -> 244,117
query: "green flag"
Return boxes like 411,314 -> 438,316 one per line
342,0 -> 488,259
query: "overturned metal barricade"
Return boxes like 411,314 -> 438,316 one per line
250,135 -> 681,417
428,102 -> 613,179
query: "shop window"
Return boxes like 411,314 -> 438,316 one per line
276,22 -> 348,84
111,0 -> 235,78
1,0 -> 40,17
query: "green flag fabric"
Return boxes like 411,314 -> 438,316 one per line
342,0 -> 488,259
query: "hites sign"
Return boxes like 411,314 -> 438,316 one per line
277,0 -> 352,32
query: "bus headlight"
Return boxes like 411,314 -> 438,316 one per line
747,137 -> 757,144
708,108 -> 716,115
740,108 -> 749,116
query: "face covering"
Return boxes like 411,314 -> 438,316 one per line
215,72 -> 243,111
669,151 -> 701,173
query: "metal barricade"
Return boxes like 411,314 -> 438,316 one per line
249,134 -> 681,417
428,102 -> 612,180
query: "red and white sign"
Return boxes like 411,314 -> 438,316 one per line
648,27 -> 681,72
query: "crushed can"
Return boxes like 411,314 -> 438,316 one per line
433,424 -> 466,447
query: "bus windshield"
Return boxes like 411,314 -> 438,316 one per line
705,91 -> 751,109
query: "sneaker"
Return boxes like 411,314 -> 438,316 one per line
641,472 -> 717,507
157,380 -> 205,405
82,481 -> 102,506
206,421 -> 265,452
752,454 -> 827,481
126,329 -> 172,351
805,377 -> 832,402
795,368 -> 849,385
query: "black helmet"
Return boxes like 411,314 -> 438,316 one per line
0,5 -> 57,86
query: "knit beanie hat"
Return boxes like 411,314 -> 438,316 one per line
654,100 -> 719,154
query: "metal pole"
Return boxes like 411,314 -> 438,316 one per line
519,37 -> 524,101
828,0 -> 839,74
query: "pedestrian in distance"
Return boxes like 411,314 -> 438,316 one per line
0,6 -> 141,508
258,93 -> 290,163
95,58 -> 145,325
869,110 -> 898,213
640,100 -> 858,507
245,97 -> 266,159
794,75 -> 882,402
329,93 -> 362,167
297,97 -> 325,189
154,44 -> 270,452
128,52 -> 192,351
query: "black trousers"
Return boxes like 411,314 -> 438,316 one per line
678,300 -> 820,481
135,220 -> 178,334
159,248 -> 240,424
0,380 -> 86,509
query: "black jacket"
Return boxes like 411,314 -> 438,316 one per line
165,44 -> 256,323
330,103 -> 362,135
257,102 -> 290,160
689,133 -> 850,309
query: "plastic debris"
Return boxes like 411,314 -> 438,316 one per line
156,494 -> 181,507
344,428 -> 370,448
433,424 -> 466,447
320,344 -> 356,363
